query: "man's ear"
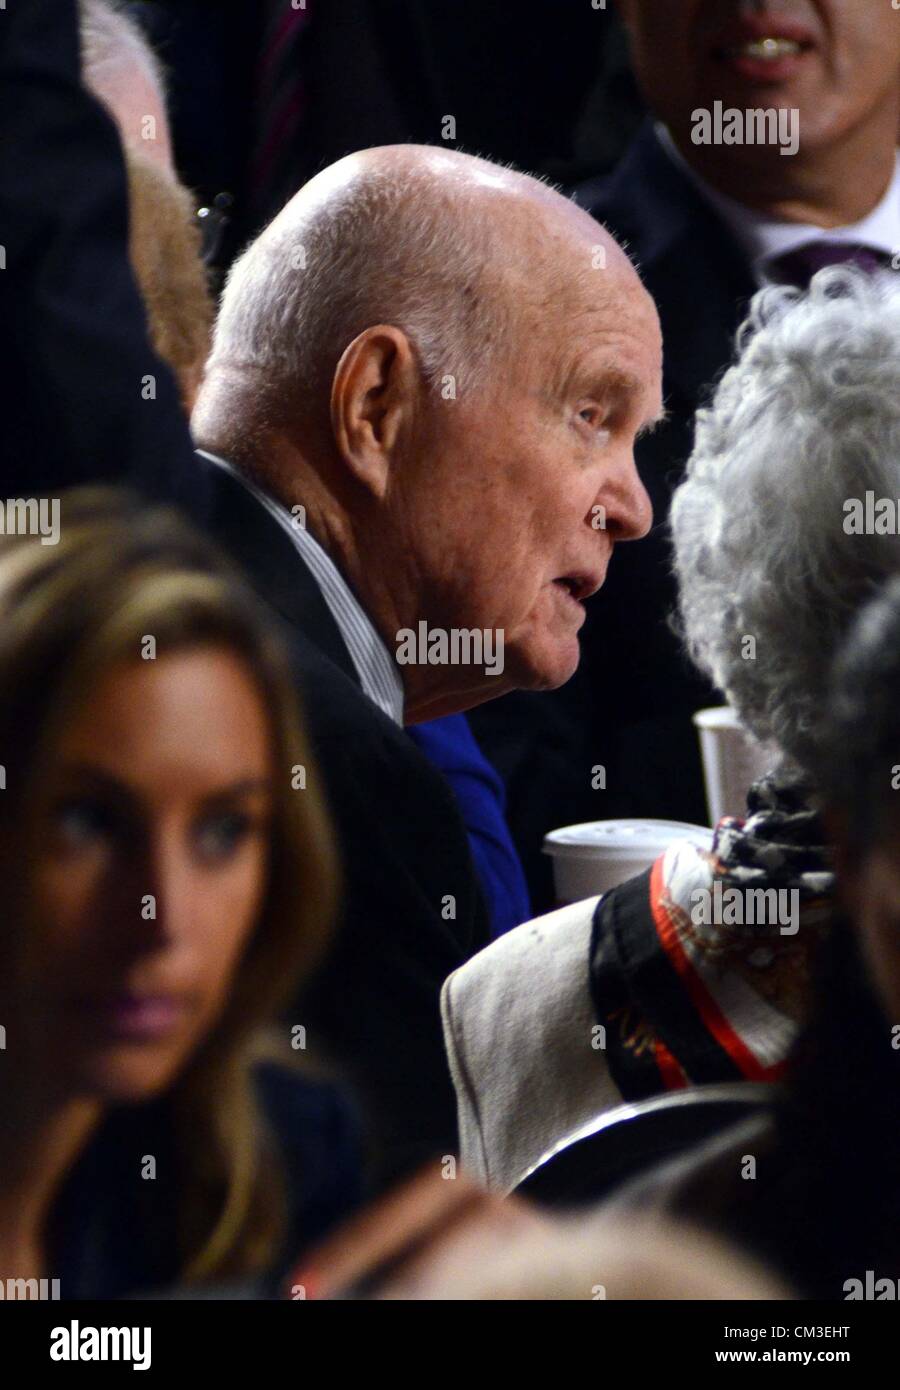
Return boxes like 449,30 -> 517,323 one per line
330,325 -> 418,498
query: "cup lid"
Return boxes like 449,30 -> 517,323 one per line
542,818 -> 712,861
692,704 -> 742,730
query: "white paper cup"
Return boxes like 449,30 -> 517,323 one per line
692,705 -> 777,826
543,818 -> 712,905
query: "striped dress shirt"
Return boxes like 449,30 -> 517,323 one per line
198,451 -> 404,725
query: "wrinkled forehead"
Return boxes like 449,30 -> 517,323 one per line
504,194 -> 654,319
503,215 -> 662,388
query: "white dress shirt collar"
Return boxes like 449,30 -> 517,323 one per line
656,123 -> 900,287
198,451 -> 404,726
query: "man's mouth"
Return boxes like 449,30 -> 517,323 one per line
553,573 -> 600,604
724,37 -> 805,61
712,16 -> 817,80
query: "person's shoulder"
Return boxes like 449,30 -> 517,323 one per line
572,121 -> 743,286
445,896 -> 600,1008
254,1060 -> 367,1251
572,120 -> 668,220
442,899 -> 607,1189
193,457 -> 405,744
253,1061 -> 361,1150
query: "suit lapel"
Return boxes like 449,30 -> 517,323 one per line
195,452 -> 360,684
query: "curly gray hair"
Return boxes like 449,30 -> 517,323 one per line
671,265 -> 900,777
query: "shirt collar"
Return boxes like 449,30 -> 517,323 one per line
656,123 -> 900,287
197,451 -> 405,725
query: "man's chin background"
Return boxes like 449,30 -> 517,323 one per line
506,636 -> 582,693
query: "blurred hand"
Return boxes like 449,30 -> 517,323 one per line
287,1162 -> 550,1300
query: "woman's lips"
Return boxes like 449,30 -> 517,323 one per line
72,993 -> 187,1040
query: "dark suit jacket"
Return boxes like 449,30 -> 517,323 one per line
197,456 -> 490,1186
0,0 -> 204,510
138,0 -> 618,260
471,123 -> 758,912
53,1063 -> 364,1299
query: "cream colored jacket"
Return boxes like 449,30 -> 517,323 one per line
440,897 -> 624,1193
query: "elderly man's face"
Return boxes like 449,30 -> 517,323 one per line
394,247 -> 660,707
617,0 -> 900,157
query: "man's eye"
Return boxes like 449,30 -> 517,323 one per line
578,410 -> 612,447
54,798 -> 115,849
194,812 -> 254,863
578,408 -> 609,434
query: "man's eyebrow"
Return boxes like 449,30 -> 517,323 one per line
574,365 -> 668,437
591,367 -> 644,400
591,367 -> 669,438
636,408 -> 669,440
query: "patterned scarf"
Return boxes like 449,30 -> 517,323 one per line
589,767 -> 836,1100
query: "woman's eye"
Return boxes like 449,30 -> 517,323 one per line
194,811 -> 254,863
54,798 -> 115,849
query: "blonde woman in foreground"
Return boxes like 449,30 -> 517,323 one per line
0,490 -> 361,1298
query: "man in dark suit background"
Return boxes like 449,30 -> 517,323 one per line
0,0 -> 202,508
472,0 -> 900,911
191,142 -> 662,1179
129,0 -> 627,266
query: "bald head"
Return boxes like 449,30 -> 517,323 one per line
193,145 -> 635,455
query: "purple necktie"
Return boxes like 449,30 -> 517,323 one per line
768,240 -> 891,289
249,1 -> 313,230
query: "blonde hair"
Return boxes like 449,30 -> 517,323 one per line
124,150 -> 214,413
0,488 -> 338,1283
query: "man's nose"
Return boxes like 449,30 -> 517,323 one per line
600,450 -> 654,542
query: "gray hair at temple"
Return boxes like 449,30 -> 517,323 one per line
194,149 -> 561,456
671,266 -> 900,777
